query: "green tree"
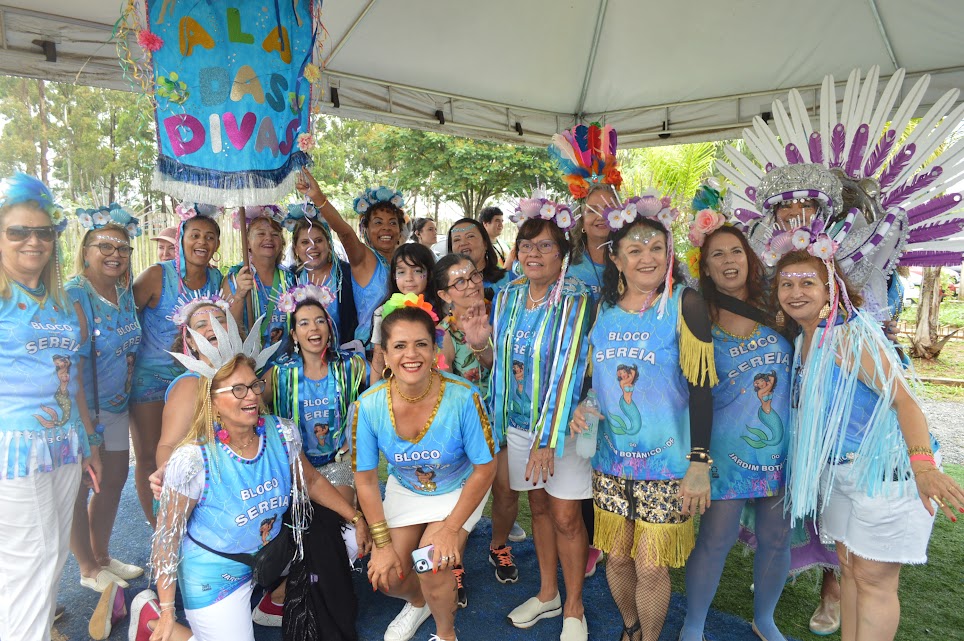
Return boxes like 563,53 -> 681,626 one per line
371,128 -> 564,218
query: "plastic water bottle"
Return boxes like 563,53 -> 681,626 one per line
575,390 -> 600,459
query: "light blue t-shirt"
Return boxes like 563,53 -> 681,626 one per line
709,323 -> 791,499
353,372 -> 495,495
568,255 -> 605,307
589,285 -> 690,480
226,264 -> 295,366
0,284 -> 90,478
66,276 -> 141,413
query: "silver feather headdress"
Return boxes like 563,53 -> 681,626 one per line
168,310 -> 281,379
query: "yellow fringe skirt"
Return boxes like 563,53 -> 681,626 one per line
592,470 -> 695,568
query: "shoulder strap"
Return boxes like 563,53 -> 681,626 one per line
714,293 -> 770,326
186,531 -> 255,566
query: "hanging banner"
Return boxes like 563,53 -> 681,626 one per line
146,0 -> 315,207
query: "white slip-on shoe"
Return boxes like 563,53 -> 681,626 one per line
507,594 -> 562,629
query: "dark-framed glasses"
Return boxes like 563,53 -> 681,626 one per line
4,225 -> 56,242
446,270 -> 483,291
88,242 -> 133,258
214,379 -> 266,399
518,240 -> 558,255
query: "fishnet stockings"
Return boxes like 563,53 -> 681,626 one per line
604,519 -> 671,641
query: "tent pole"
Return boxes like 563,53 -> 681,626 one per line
238,206 -> 255,330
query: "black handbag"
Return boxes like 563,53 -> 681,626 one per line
187,508 -> 296,587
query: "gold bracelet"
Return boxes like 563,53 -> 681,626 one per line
914,466 -> 940,476
349,510 -> 363,525
372,533 -> 393,548
316,197 -> 329,209
469,339 -> 492,356
908,446 -> 934,456
369,520 -> 389,533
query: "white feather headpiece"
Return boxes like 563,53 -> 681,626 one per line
168,311 -> 281,379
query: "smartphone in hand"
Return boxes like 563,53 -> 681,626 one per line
411,544 -> 435,574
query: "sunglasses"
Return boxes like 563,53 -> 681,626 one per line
87,242 -> 133,258
4,226 -> 56,242
214,379 -> 266,399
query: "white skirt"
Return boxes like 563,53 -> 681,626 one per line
382,475 -> 489,532
506,428 -> 592,500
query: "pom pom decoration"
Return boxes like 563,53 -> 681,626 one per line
136,30 -> 164,53
382,292 -> 439,323
548,123 -> 622,199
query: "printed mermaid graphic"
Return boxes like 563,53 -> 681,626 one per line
508,361 -> 530,426
110,352 -> 137,407
34,355 -> 73,429
609,364 -> 642,436
415,466 -> 438,492
312,422 -> 332,454
742,371 -> 785,449
259,515 -> 278,547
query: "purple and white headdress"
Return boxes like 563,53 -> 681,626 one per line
512,188 -> 580,306
277,283 -> 335,314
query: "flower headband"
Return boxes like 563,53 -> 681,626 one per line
171,295 -> 230,328
601,192 -> 681,232
76,204 -> 143,239
277,283 -> 334,314
511,196 -> 578,232
382,292 -> 439,323
175,202 -> 221,221
283,202 -> 323,232
548,123 -> 622,199
0,173 -> 68,233
353,186 -> 405,216
231,204 -> 285,230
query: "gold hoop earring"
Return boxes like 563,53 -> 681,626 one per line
617,273 -> 626,296
382,366 -> 392,380
212,251 -> 222,263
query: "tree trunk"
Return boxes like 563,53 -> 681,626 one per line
911,267 -> 943,359
36,80 -> 49,184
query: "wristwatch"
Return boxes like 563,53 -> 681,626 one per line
87,432 -> 104,448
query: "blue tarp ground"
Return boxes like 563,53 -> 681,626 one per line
55,478 -> 797,641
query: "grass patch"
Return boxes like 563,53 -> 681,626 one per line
668,463 -> 964,640
898,300 -> 964,328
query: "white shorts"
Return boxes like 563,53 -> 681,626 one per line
184,581 -> 255,641
819,461 -> 937,564
100,410 -> 131,452
0,463 -> 81,641
506,428 -> 592,500
382,475 -> 489,532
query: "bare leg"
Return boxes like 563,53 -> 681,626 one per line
837,544 -> 902,641
528,489 -> 560,602
489,449 -> 519,549
378,524 -> 427,605
548,495 -> 587,619
69,484 -> 100,578
130,401 -> 164,527
147,618 -> 192,641
416,522 -> 469,641
89,450 -> 130,565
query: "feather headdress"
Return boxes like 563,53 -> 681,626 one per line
548,123 -> 622,199
718,66 -> 964,318
168,311 -> 281,380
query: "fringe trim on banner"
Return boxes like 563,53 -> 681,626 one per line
678,316 -> 718,388
153,152 -> 311,207
593,506 -> 695,568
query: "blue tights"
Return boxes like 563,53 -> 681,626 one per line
680,496 -> 790,640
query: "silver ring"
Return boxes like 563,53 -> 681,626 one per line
441,556 -> 450,562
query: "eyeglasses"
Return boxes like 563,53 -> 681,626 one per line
87,242 -> 133,258
446,270 -> 483,291
4,225 -> 56,242
213,379 -> 266,399
518,240 -> 558,255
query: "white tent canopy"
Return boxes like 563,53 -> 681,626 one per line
0,0 -> 962,147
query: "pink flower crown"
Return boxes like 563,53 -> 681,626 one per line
175,202 -> 221,222
601,191 -> 680,232
762,215 -> 839,268
277,284 -> 335,314
231,205 -> 285,229
511,196 -> 578,232
686,210 -> 728,247
171,295 -> 231,328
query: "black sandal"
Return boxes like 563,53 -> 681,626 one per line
621,621 -> 641,641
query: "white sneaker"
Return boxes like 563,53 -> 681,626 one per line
384,602 -> 431,641
427,636 -> 457,641
560,616 -> 588,641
